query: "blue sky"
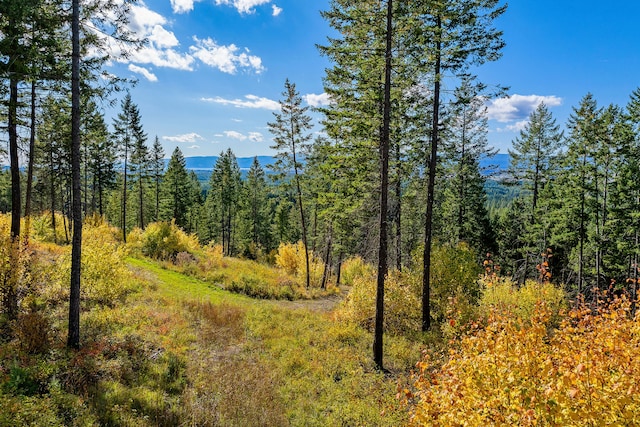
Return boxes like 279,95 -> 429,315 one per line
103,0 -> 640,158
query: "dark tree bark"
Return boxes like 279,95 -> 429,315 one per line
68,0 -> 82,349
374,0 -> 393,371
24,81 -> 37,242
422,14 -> 441,332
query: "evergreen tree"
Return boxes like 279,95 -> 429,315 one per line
186,170 -> 203,235
150,136 -> 165,221
239,157 -> 272,255
557,94 -> 600,293
84,103 -> 116,216
68,0 -> 81,349
160,147 -> 191,229
268,79 -> 313,288
441,77 -> 496,253
128,105 -> 149,229
508,102 -> 564,215
506,102 -> 564,281
112,94 -> 133,240
417,0 -> 507,332
206,149 -> 241,255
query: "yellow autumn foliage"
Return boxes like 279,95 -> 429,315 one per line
274,241 -> 324,286
408,299 -> 640,426
127,221 -> 199,260
44,219 -> 135,306
337,244 -> 481,336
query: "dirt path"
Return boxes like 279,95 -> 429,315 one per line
271,287 -> 350,313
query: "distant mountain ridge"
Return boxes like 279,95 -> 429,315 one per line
182,153 -> 510,175
182,155 -> 277,170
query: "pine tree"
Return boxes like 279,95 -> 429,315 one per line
441,77 -> 496,253
506,102 -> 564,281
150,136 -> 165,222
418,0 -> 507,332
206,149 -> 241,255
239,157 -> 272,255
112,94 -> 134,240
269,79 -> 313,288
559,94 -> 600,293
84,103 -> 116,216
68,0 -> 81,349
509,102 -> 564,215
128,104 -> 149,229
160,147 -> 191,229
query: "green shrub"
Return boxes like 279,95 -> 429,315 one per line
479,277 -> 567,326
127,221 -> 199,261
2,364 -> 40,396
340,256 -> 375,287
338,243 -> 482,337
44,220 -> 136,306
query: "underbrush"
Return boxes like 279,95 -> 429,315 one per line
128,224 -> 339,300
406,298 -> 640,426
336,244 -> 482,339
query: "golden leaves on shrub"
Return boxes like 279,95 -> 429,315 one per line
408,299 -> 640,426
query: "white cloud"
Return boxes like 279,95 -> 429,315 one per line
224,130 -> 247,140
272,4 -> 282,16
190,37 -> 264,74
487,94 -> 562,123
188,144 -> 201,149
129,4 -> 166,33
171,0 -> 198,13
496,120 -> 530,133
149,25 -> 179,49
507,120 -> 530,132
304,92 -> 331,107
215,0 -> 272,14
132,47 -> 194,70
162,133 -> 204,143
248,132 -> 264,142
128,64 -> 158,82
202,94 -> 280,110
99,3 -> 195,70
223,131 -> 264,142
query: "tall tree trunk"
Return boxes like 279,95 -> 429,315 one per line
292,142 -> 310,288
336,252 -> 343,287
122,151 -> 128,242
321,223 -> 333,290
9,79 -> 21,241
50,147 -> 57,244
138,177 -> 144,229
374,0 -> 393,370
422,14 -> 442,332
458,125 -> 466,243
395,142 -> 402,271
5,69 -> 21,321
578,153 -> 587,295
24,81 -> 37,242
155,175 -> 160,221
68,0 -> 82,349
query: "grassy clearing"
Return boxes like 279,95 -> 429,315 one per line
132,256 -> 419,426
1,242 -> 420,425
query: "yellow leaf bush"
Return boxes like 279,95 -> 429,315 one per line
127,221 -> 199,261
479,276 -> 567,327
337,244 -> 481,336
408,299 -> 640,426
44,219 -> 135,306
274,241 -> 324,287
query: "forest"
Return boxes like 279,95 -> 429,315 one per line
1,0 -> 640,425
